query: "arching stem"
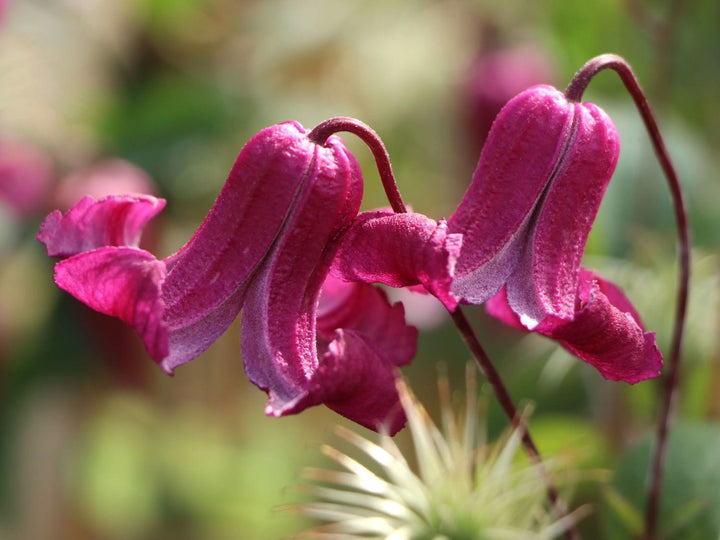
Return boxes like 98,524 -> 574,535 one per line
566,54 -> 691,540
308,117 -> 406,214
310,117 -> 580,540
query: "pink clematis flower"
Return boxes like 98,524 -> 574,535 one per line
448,84 -> 662,382
486,269 -> 660,383
37,121 -> 423,433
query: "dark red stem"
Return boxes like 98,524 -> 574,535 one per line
308,117 -> 406,213
309,116 -> 579,539
566,54 -> 691,540
450,308 -> 580,540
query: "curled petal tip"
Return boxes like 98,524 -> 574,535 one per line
38,194 -> 166,257
487,270 -> 663,384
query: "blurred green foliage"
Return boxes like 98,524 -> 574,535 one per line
604,422 -> 720,539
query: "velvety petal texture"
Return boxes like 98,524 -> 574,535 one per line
330,209 -> 462,311
240,137 -> 414,434
38,121 -> 419,433
53,247 -> 169,361
256,274 -> 416,434
449,85 -> 620,328
486,269 -> 662,384
38,195 -> 165,257
443,84 -> 662,383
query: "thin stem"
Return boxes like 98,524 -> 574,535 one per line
308,117 -> 580,540
311,116 -> 579,539
308,117 -> 406,213
566,54 -> 691,540
450,308 -> 580,540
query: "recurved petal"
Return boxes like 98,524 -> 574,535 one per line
53,247 -> 169,362
317,329 -> 407,435
38,195 -> 165,257
487,269 -> 662,384
331,209 -> 462,310
317,274 -> 417,368
449,85 -> 574,305
539,271 -> 662,383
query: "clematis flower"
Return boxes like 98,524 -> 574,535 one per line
37,121 -> 422,433
445,84 -> 662,381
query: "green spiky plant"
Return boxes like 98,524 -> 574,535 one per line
289,368 -> 586,540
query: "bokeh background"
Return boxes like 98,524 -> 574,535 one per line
1,0 -> 719,538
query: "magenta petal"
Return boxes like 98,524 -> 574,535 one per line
331,209 -> 461,310
38,195 -> 166,257
160,122 -> 318,328
449,85 -> 620,327
53,247 -> 169,362
241,132 -> 363,416
317,274 -> 417,368
157,122 -> 326,372
449,86 -> 573,305
487,270 -> 662,384
39,122 -> 331,373
241,131 -> 414,432
318,329 -> 407,435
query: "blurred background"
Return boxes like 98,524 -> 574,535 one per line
1,0 -> 719,538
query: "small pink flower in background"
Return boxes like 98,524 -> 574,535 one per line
53,159 -> 157,211
463,46 -> 554,151
38,122 -> 439,433
0,137 -> 53,219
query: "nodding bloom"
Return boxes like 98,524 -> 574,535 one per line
332,85 -> 661,384
446,84 -> 661,383
37,121 -> 447,434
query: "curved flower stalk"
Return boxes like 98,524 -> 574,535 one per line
291,371 -> 585,539
564,53 -> 690,540
37,121 -> 437,434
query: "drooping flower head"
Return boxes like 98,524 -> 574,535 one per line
448,84 -> 661,382
38,121 -> 422,433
